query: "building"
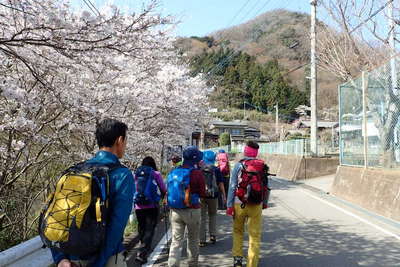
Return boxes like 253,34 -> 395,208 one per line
210,120 -> 262,146
189,120 -> 263,148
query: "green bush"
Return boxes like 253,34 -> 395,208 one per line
219,132 -> 231,146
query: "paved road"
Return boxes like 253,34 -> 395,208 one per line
130,177 -> 400,267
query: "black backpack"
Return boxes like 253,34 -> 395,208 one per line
202,165 -> 219,198
38,162 -> 121,257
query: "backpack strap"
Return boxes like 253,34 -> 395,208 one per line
85,162 -> 123,210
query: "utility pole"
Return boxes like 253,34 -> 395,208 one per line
310,0 -> 318,156
389,0 -> 397,94
275,104 -> 279,136
243,101 -> 246,120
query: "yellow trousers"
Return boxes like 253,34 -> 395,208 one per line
232,203 -> 262,267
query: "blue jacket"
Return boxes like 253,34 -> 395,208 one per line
227,157 -> 268,208
51,151 -> 134,267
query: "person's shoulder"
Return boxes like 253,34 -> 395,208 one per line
152,170 -> 162,178
113,165 -> 133,178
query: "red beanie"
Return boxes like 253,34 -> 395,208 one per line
244,145 -> 258,157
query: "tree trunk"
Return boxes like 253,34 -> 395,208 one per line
382,105 -> 399,167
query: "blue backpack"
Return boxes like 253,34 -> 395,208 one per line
167,167 -> 199,209
134,166 -> 160,205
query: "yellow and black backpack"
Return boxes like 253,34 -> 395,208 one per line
38,162 -> 121,257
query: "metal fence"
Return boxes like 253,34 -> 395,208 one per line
259,139 -> 310,156
209,139 -> 312,156
339,56 -> 400,168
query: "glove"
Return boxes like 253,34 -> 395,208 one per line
226,207 -> 234,216
262,204 -> 268,209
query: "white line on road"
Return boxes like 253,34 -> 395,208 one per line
145,229 -> 171,267
271,177 -> 400,241
302,190 -> 400,242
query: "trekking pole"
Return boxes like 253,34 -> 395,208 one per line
163,204 -> 170,249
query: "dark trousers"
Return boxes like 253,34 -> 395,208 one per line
136,207 -> 159,257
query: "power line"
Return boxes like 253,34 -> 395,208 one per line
249,0 -> 274,19
206,0 -> 274,75
0,3 -> 34,15
205,0 -> 276,77
226,0 -> 253,28
83,0 -> 101,16
238,0 -> 264,23
87,0 -> 101,15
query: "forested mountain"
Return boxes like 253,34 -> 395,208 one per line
176,9 -> 340,116
190,48 -> 308,119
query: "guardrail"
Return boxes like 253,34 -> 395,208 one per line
0,210 -> 152,267
0,236 -> 52,267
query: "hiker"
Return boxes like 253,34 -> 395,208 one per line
170,154 -> 183,168
217,149 -> 230,209
46,118 -> 134,267
167,146 -> 205,267
133,156 -> 167,264
226,141 -> 269,267
199,150 -> 226,247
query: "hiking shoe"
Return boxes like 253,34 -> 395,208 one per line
210,235 -> 216,244
233,256 -> 243,267
199,241 -> 207,247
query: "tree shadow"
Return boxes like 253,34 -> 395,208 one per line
197,212 -> 400,267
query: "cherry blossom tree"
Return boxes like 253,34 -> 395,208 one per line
0,0 -> 209,247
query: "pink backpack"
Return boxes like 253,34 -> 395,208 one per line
217,152 -> 230,176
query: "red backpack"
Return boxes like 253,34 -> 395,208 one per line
217,152 -> 230,176
236,159 -> 268,207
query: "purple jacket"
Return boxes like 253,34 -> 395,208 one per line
134,170 -> 166,209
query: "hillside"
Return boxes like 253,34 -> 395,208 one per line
176,9 -> 340,112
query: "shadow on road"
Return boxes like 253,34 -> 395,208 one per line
135,178 -> 400,266
263,213 -> 400,266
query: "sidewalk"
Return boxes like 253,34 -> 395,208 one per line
297,174 -> 335,193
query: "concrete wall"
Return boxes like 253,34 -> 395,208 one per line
235,153 -> 339,181
0,236 -> 52,267
332,166 -> 400,221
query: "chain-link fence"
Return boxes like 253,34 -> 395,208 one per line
339,56 -> 400,168
259,139 -> 310,156
209,139 -> 312,156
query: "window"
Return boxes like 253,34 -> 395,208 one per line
231,129 -> 241,135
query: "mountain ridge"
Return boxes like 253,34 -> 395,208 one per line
176,9 -> 339,111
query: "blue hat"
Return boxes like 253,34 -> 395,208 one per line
203,150 -> 216,165
183,146 -> 203,167
219,149 -> 225,153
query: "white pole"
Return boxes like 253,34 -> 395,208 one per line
243,101 -> 246,120
310,0 -> 318,156
389,0 -> 397,94
275,104 -> 279,136
362,71 -> 368,167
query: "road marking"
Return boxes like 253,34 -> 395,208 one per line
145,229 -> 171,266
271,177 -> 400,241
302,190 -> 400,242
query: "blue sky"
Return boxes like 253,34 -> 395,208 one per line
71,0 -> 313,37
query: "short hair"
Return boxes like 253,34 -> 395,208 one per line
246,140 -> 259,149
142,156 -> 158,171
95,118 -> 128,148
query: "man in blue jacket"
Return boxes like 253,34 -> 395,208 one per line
52,118 -> 134,267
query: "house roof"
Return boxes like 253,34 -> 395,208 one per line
300,121 -> 338,128
245,127 -> 260,132
211,120 -> 248,127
